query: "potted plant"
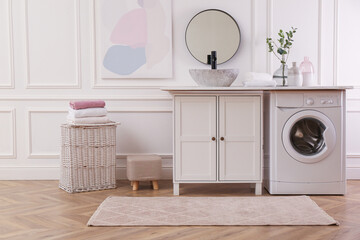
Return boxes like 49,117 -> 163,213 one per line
266,27 -> 297,86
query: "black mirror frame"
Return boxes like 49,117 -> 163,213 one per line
185,9 -> 241,65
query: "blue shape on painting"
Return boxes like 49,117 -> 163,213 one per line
103,45 -> 146,75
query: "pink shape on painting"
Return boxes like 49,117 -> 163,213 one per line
110,8 -> 147,48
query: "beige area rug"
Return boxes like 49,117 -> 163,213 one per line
87,196 -> 338,226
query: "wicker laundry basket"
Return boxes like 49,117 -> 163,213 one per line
59,123 -> 118,193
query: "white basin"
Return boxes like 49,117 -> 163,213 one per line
189,69 -> 239,87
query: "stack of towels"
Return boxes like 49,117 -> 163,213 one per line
242,72 -> 277,87
67,100 -> 112,124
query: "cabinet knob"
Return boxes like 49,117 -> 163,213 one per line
220,137 -> 225,141
212,137 -> 216,141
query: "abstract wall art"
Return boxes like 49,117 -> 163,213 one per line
98,0 -> 172,78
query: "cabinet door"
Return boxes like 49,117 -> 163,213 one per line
219,96 -> 261,181
175,96 -> 217,181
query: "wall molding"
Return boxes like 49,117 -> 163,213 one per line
251,0 -> 256,71
24,0 -> 81,89
0,108 -> 16,158
108,107 -> 172,113
266,0 -> 273,74
0,95 -> 172,101
0,0 -> 14,89
26,106 -> 172,159
26,108 -> 67,159
333,0 -> 339,86
317,0 -> 322,85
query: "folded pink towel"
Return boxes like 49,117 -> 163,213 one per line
69,100 -> 105,110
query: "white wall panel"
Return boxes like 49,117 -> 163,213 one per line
27,109 -> 67,158
26,0 -> 80,88
0,0 -> 358,179
346,111 -> 360,155
341,0 -> 360,179
0,108 -> 16,158
108,110 -> 172,155
0,0 -> 13,88
319,0 -> 336,86
338,0 -> 360,87
253,0 -> 268,73
271,0 -> 320,83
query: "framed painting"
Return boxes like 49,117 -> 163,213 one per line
97,0 -> 172,78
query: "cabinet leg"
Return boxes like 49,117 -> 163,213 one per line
173,183 -> 179,196
255,183 -> 262,195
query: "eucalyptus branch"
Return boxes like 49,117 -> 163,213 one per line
266,27 -> 297,65
271,49 -> 282,62
266,27 -> 297,86
271,40 -> 281,50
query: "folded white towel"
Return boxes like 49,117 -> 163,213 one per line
243,72 -> 272,82
243,80 -> 277,87
68,107 -> 107,118
66,116 -> 112,124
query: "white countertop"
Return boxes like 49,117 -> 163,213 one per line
162,86 -> 352,92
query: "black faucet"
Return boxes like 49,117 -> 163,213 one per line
207,51 -> 217,69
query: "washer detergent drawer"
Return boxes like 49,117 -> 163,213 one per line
276,93 -> 304,107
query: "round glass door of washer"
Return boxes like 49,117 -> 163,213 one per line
282,110 -> 336,164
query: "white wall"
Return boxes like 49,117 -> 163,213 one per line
338,0 -> 360,178
0,0 -> 359,180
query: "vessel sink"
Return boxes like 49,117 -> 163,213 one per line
189,69 -> 239,87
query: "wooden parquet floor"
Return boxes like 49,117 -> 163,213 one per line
1,180 -> 360,240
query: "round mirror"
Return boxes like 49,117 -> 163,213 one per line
185,9 -> 241,64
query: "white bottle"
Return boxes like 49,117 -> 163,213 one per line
288,62 -> 303,86
300,57 -> 316,86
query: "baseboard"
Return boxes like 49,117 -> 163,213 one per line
346,167 -> 360,179
0,167 -> 173,180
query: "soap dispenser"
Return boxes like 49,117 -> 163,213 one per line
288,62 -> 303,86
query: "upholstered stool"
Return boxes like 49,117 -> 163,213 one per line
126,155 -> 162,190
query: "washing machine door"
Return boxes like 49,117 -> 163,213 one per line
282,110 -> 336,163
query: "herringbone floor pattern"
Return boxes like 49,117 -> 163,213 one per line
1,180 -> 360,240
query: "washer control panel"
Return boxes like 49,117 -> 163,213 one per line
304,93 -> 340,107
275,91 -> 342,108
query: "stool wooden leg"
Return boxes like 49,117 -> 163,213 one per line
132,181 -> 139,191
152,180 -> 159,190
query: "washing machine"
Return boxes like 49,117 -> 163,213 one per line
264,90 -> 346,195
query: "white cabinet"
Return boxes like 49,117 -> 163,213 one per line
174,96 -> 217,181
174,94 -> 262,195
219,96 -> 261,181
